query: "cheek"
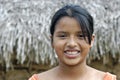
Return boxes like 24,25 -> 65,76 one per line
53,40 -> 65,54
79,41 -> 90,51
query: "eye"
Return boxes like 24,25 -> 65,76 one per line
77,34 -> 84,39
57,33 -> 67,38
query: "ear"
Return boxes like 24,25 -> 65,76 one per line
90,34 -> 95,47
50,35 -> 54,48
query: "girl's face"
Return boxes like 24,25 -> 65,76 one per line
52,16 -> 94,66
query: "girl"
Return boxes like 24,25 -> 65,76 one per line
29,5 -> 116,80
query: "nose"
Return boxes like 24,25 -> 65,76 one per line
67,37 -> 77,48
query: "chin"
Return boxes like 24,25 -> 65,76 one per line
61,58 -> 84,67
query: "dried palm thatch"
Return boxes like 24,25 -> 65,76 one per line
0,0 -> 120,69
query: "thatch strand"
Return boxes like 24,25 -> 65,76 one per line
0,0 -> 120,69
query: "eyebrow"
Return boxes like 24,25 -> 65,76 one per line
56,31 -> 67,33
76,31 -> 83,34
56,31 -> 83,34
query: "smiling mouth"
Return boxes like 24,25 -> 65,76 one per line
64,50 -> 80,58
64,51 -> 80,54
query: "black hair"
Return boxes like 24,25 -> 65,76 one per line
50,4 -> 94,44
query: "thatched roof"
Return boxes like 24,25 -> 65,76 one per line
0,0 -> 120,69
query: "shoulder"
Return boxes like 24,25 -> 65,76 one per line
88,67 -> 105,78
104,72 -> 116,80
28,71 -> 51,80
88,67 -> 116,80
93,69 -> 116,80
36,67 -> 58,80
28,74 -> 39,80
28,69 -> 54,80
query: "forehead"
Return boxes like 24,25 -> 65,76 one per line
55,16 -> 82,32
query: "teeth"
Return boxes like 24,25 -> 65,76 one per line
65,51 -> 79,55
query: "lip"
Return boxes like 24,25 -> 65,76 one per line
64,49 -> 80,59
64,49 -> 80,52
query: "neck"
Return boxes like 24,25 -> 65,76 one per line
57,61 -> 89,78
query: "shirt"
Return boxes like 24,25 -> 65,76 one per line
28,72 -> 116,80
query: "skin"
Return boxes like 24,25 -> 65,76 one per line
38,16 -> 106,80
